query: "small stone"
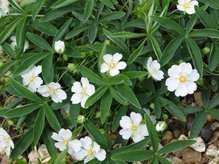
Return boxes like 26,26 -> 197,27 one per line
210,122 -> 219,131
201,127 -> 212,142
206,114 -> 215,122
190,137 -> 206,153
206,145 -> 219,158
173,130 -> 181,138
182,147 -> 202,163
161,131 -> 174,145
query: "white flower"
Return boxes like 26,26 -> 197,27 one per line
156,121 -> 167,132
146,57 -> 164,81
38,82 -> 67,103
21,65 -> 43,92
0,0 -> 10,17
143,108 -> 157,125
100,53 -> 127,76
177,0 -> 198,15
54,40 -> 65,54
71,136 -> 106,163
51,129 -> 72,152
0,128 -> 14,156
165,62 -> 199,97
119,112 -> 148,143
71,77 -> 95,108
10,36 -> 29,52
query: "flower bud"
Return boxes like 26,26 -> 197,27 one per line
156,121 -> 167,132
67,63 -> 78,73
54,40 -> 65,54
77,115 -> 85,124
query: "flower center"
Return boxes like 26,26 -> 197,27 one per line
183,2 -> 191,9
179,76 -> 187,83
49,88 -> 57,94
87,149 -> 94,155
81,89 -> 87,96
109,63 -> 116,69
131,125 -> 137,131
29,75 -> 36,83
63,140 -> 69,145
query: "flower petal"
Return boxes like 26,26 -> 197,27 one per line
130,112 -> 142,125
120,116 -> 132,129
100,63 -> 109,73
116,61 -> 127,70
112,53 -> 122,63
119,129 -> 132,140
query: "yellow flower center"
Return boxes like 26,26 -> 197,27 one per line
131,125 -> 137,131
87,149 -> 94,155
109,63 -> 116,69
49,88 -> 57,94
179,76 -> 187,83
63,140 -> 69,145
183,2 -> 191,9
81,89 -> 87,96
29,75 -> 36,83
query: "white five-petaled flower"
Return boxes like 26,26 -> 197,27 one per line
100,53 -> 127,76
0,0 -> 10,17
51,129 -> 72,152
119,112 -> 148,143
21,65 -> 43,92
0,128 -> 14,157
54,40 -> 65,54
177,0 -> 198,15
70,136 -> 106,163
146,57 -> 164,81
10,36 -> 29,52
165,62 -> 200,97
38,82 -> 67,103
71,77 -> 95,108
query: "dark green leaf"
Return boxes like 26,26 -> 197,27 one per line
8,0 -> 24,13
182,106 -> 203,114
88,23 -> 97,43
54,149 -> 67,164
83,0 -> 94,22
109,86 -> 128,105
124,71 -> 147,79
0,61 -> 17,77
100,92 -> 113,124
32,21 -> 58,36
149,35 -> 162,59
111,106 -> 127,132
32,0 -> 45,21
208,44 -> 219,72
42,53 -> 54,83
128,40 -> 146,64
51,0 -> 79,9
99,11 -> 125,22
100,0 -> 115,9
190,112 -> 206,139
209,94 -> 219,109
189,29 -> 219,39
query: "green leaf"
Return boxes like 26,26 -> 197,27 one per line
195,6 -> 217,28
27,32 -> 52,51
53,18 -> 72,42
85,86 -> 108,108
149,35 -> 162,59
0,18 -> 19,44
84,120 -> 108,149
51,0 -> 79,9
128,40 -> 146,64
44,104 -> 61,132
160,36 -> 184,66
40,5 -> 77,22
69,104 -> 80,127
4,104 -> 42,117
33,107 -> 45,145
0,61 -> 17,77
199,0 -> 219,10
42,53 -> 54,83
145,114 -> 159,151
209,94 -> 219,109
54,149 -> 67,164
152,16 -> 184,34
111,32 -> 146,39
185,38 -> 203,78
32,0 -> 45,21
108,74 -> 132,86
189,29 -> 219,39
111,150 -> 154,162
157,155 -> 171,164
186,15 -> 197,33
80,66 -> 105,85
65,25 -> 88,39
111,105 -> 127,132
124,71 -> 147,79
10,79 -> 43,102
8,0 -> 24,13
116,84 -> 141,109
15,16 -> 27,53
88,22 -> 97,43
159,97 -> 186,122
154,97 -> 161,119
99,11 -> 125,22
182,106 -> 203,114
32,21 -> 58,36
100,92 -> 113,124
159,140 -> 196,154
83,0 -> 94,23
189,111 -> 206,139
208,44 -> 219,72
100,0 -> 115,9
14,52 -> 49,76
109,86 -> 128,105
208,109 -> 219,119
11,130 -> 34,159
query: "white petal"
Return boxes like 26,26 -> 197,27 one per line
57,89 -> 67,100
119,129 -> 132,140
177,5 -> 186,11
100,63 -> 109,73
120,116 -> 132,129
95,149 -> 106,161
55,142 -> 67,151
48,82 -> 61,89
51,95 -> 62,103
93,142 -> 100,153
130,112 -> 142,125
179,62 -> 192,75
103,54 -> 112,64
74,149 -> 87,161
191,0 -> 198,6
51,132 -> 62,142
138,124 -> 149,136
84,156 -> 95,163
175,85 -> 188,97
186,7 -> 196,14
165,77 -> 179,92
151,70 -> 164,81
81,77 -> 89,87
68,139 -> 82,152
116,61 -> 127,70
109,69 -> 120,76
86,84 -> 95,96
147,57 -> 153,70
186,81 -> 197,94
112,53 -> 123,63
59,129 -> 72,140
81,96 -> 89,108
187,69 -> 199,81
132,133 -> 145,143
168,65 -> 181,78
71,93 -> 82,104
71,81 -> 82,93
80,136 -> 92,149
32,66 -> 42,76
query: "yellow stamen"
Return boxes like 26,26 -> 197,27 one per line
87,149 -> 94,155
49,88 -> 57,94
63,140 -> 69,145
81,89 -> 87,96
179,76 -> 187,83
183,2 -> 191,9
29,76 -> 36,83
131,125 -> 137,131
109,63 -> 116,69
